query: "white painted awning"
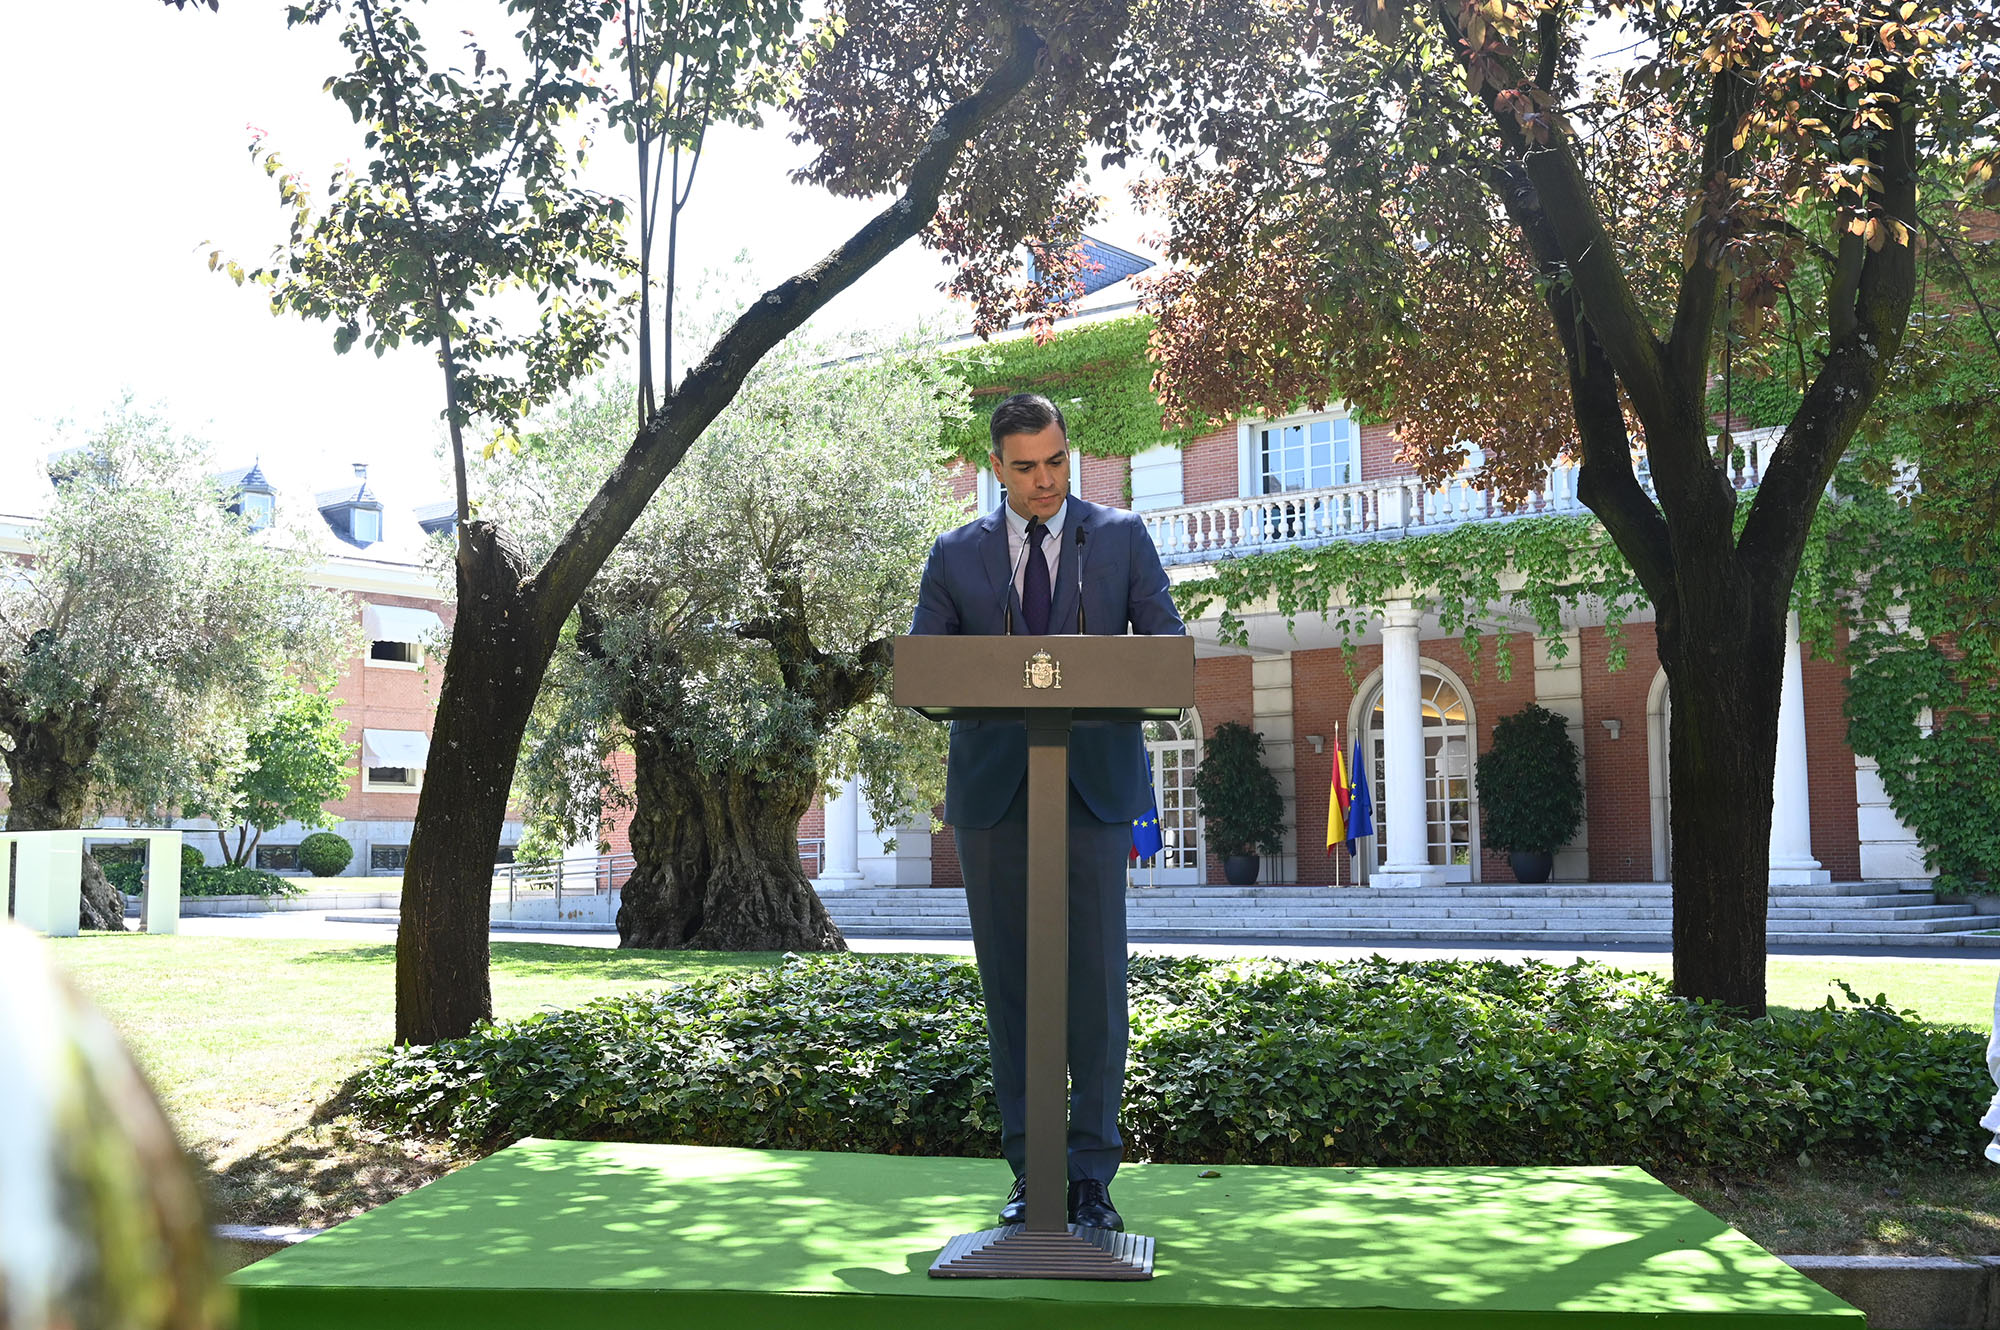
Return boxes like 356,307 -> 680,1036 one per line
362,603 -> 443,643
362,728 -> 432,770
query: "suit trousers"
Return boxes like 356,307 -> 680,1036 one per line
955,777 -> 1131,1185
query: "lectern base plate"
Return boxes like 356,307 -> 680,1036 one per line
928,1223 -> 1155,1280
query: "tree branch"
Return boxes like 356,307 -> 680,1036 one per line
1739,87 -> 1918,592
532,23 -> 1048,625
1477,149 -> 1675,602
1663,69 -> 1754,400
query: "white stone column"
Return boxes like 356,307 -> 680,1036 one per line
1769,610 -> 1831,886
813,773 -> 866,892
1376,604 -> 1444,888
1532,628 -> 1588,882
856,782 -> 934,887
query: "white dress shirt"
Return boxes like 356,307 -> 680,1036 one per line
1003,496 -> 1069,604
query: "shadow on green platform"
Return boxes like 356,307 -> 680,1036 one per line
230,1138 -> 1861,1328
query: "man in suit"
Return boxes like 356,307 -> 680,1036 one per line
909,392 -> 1185,1232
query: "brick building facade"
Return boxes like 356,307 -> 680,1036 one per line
781,387 -> 1925,892
0,463 -> 522,875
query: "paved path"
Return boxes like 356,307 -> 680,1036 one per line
166,910 -> 2000,967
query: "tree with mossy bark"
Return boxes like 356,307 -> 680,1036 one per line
502,344 -> 957,951
0,407 -> 350,928
236,0 -> 1171,1041
986,0 -> 2000,1015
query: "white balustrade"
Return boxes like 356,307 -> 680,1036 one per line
1142,429 -> 1775,566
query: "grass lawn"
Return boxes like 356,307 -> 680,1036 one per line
45,935 -> 2000,1256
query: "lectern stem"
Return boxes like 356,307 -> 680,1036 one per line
1023,710 -> 1071,1234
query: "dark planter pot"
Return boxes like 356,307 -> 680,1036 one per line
1223,854 -> 1261,886
1507,850 -> 1554,885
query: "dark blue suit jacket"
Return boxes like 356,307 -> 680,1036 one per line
909,496 -> 1186,829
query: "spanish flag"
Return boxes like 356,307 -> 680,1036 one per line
1326,744 -> 1353,850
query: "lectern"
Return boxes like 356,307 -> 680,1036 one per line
894,633 -> 1195,1280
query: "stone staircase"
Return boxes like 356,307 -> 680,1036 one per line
821,880 -> 2000,949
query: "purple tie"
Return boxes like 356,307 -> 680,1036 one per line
1022,520 -> 1051,635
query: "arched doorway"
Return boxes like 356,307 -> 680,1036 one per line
1360,669 -> 1477,882
1136,712 -> 1203,885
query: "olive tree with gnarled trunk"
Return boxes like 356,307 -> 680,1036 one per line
503,345 -> 957,952
0,407 -> 349,928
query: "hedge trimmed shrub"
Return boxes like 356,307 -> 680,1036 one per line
353,955 -> 1991,1172
297,832 -> 354,877
105,860 -> 301,899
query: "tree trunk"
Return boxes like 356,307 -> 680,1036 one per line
0,706 -> 125,931
394,523 -> 557,1045
617,726 -> 844,952
1656,564 -> 1789,1018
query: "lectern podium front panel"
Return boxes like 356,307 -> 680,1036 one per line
892,635 -> 1194,719
893,631 -> 1191,1278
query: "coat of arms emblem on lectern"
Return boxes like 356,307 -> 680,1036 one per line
1022,650 -> 1062,690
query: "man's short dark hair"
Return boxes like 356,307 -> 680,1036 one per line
988,393 -> 1067,457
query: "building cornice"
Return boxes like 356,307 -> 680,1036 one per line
0,513 -> 446,603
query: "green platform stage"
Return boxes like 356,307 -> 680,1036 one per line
231,1138 -> 1859,1329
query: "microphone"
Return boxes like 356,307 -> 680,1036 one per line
1004,517 -> 1039,635
1074,526 -> 1088,634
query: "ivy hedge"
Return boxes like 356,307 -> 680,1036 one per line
354,955 -> 1990,1171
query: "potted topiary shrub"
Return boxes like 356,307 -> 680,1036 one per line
1475,703 -> 1584,884
1191,721 -> 1286,885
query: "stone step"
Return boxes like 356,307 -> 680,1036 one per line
824,903 -> 1954,925
826,919 -> 2000,949
816,881 -> 1988,950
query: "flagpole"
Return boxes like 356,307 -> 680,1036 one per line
1333,721 -> 1343,888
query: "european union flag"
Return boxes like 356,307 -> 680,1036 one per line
1345,737 -> 1375,854
1132,809 -> 1163,861
1133,753 -> 1163,861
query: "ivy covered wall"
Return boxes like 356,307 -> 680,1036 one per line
940,316 -> 1223,462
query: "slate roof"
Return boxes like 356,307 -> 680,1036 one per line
214,460 -> 275,493
1025,234 -> 1157,298
315,476 -> 380,510
1075,236 -> 1155,294
412,500 -> 456,535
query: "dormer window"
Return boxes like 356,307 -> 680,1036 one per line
317,462 -> 388,549
241,491 -> 275,531
218,460 -> 278,532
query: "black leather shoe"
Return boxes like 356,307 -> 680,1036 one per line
998,1176 -> 1028,1226
1068,1178 -> 1123,1232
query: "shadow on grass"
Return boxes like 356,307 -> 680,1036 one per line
278,942 -> 790,982
204,1113 -> 474,1230
489,942 -> 786,980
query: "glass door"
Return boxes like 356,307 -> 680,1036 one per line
1366,672 -> 1475,881
1136,717 -> 1203,885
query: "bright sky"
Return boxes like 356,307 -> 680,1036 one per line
0,2 -> 1063,515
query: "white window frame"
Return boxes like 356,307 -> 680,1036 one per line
1128,442 -> 1185,512
362,765 -> 423,794
976,452 -> 1085,514
1238,410 -> 1360,498
366,639 -> 423,671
